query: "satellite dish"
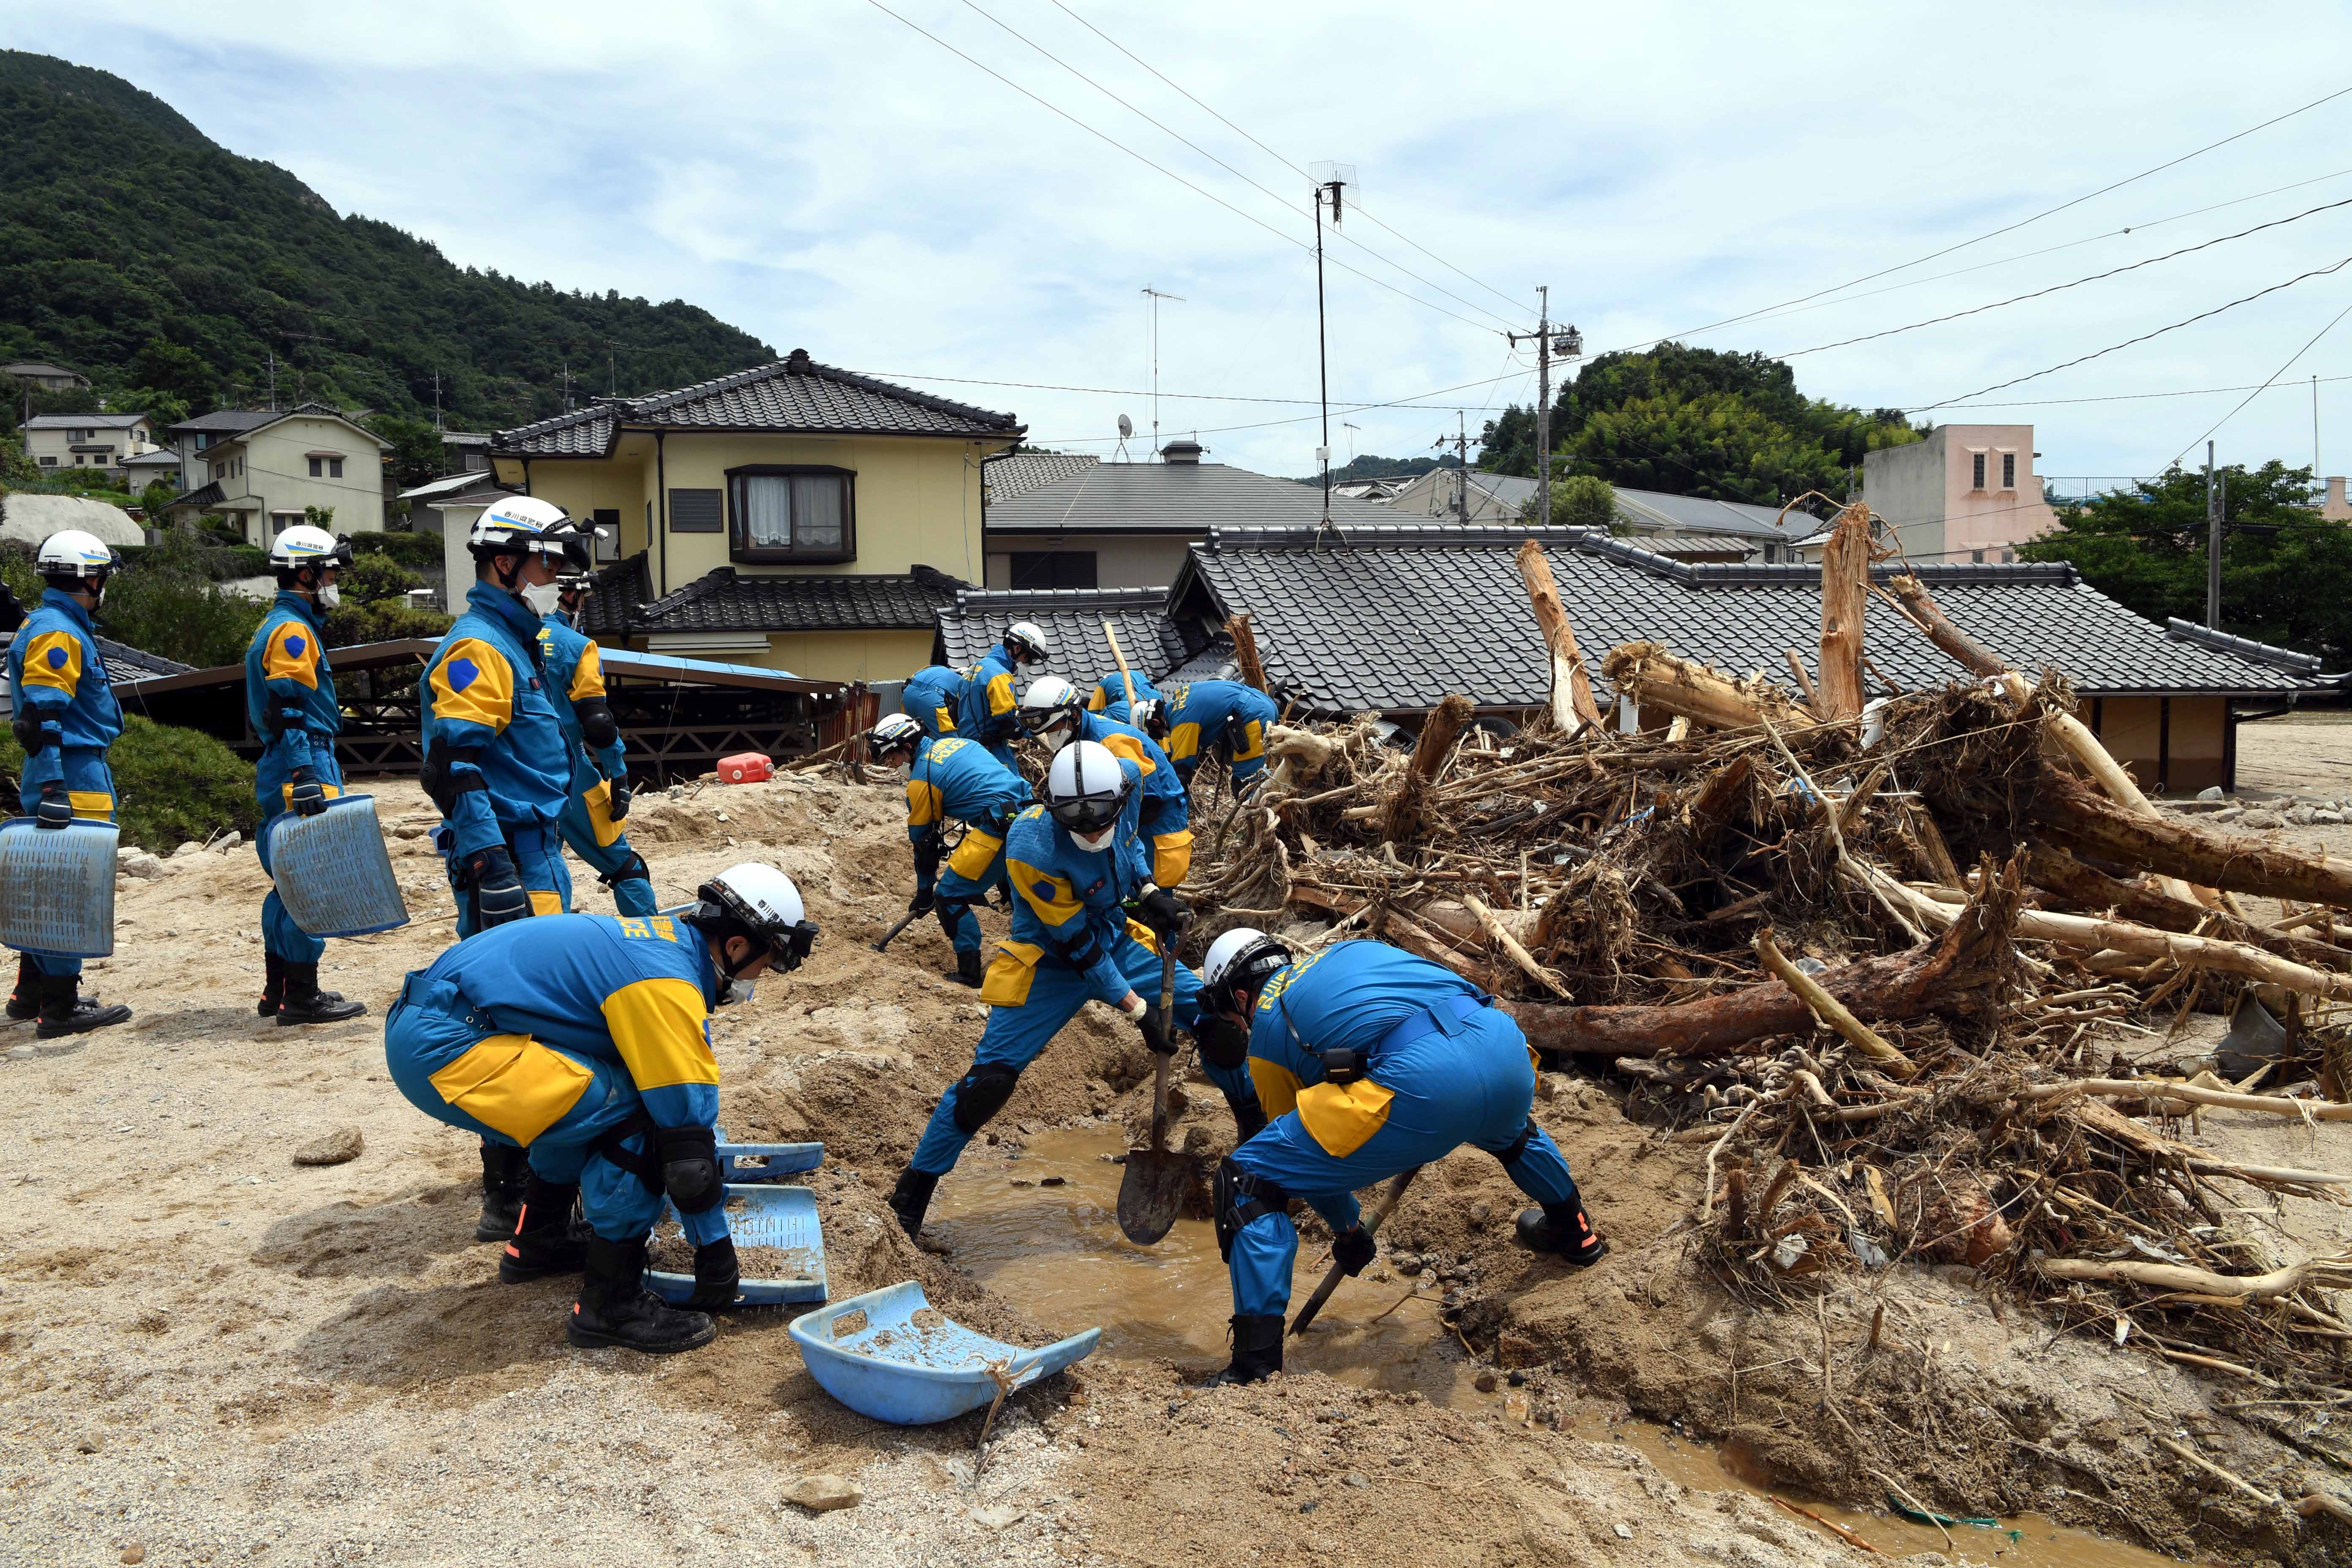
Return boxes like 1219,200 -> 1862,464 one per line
1118,413 -> 1134,437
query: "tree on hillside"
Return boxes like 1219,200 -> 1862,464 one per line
1520,474 -> 1617,530
2020,461 -> 2352,664
368,412 -> 445,493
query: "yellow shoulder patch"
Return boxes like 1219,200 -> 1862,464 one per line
264,619 -> 320,689
569,641 -> 606,702
429,637 -> 514,731
907,777 -> 944,828
19,629 -> 82,694
601,977 -> 719,1091
1098,731 -> 1155,776
1008,857 -> 1082,926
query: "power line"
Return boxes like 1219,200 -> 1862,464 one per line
957,0 -> 1519,332
1042,0 -> 1527,318
1932,372 -> 2352,411
1776,196 -> 2352,360
2167,295 -> 2352,466
859,0 -> 1504,336
1025,368 -> 1534,445
1907,254 -> 2352,413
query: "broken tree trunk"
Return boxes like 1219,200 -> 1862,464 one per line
1601,641 -> 1813,732
2033,768 -> 2352,908
2023,845 -> 2352,972
1228,612 -> 1269,694
1382,694 -> 1473,843
1504,868 -> 2016,1057
1887,573 -> 2008,679
1815,500 -> 1874,721
1515,539 -> 1604,732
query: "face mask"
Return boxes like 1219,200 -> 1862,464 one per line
1068,822 -> 1117,854
520,581 -> 564,616
317,583 -> 342,610
718,974 -> 756,1007
1043,722 -> 1075,754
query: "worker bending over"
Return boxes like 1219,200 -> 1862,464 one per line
868,714 -> 1029,988
901,663 -> 974,738
1019,675 -> 1192,889
1199,932 -> 1604,1384
383,865 -> 819,1355
1140,679 -> 1279,793
539,566 -> 655,917
888,740 -> 1259,1236
1084,668 -> 1162,726
245,525 -> 366,1025
4,530 -> 133,1038
956,620 -> 1051,769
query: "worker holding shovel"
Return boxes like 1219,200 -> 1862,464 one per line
1195,931 -> 1606,1385
867,714 -> 1028,988
1018,676 -> 1194,890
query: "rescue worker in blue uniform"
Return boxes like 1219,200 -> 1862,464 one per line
539,566 -> 655,918
418,494 -> 588,1241
384,863 -> 818,1355
887,740 -> 1260,1237
1019,675 -> 1193,890
1141,679 -> 1280,793
901,663 -> 975,739
244,525 -> 367,1026
1197,930 -> 1605,1384
867,713 -> 1029,988
4,530 -> 133,1039
956,620 -> 1051,768
1084,668 -> 1162,726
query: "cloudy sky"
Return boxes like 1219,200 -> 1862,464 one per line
11,1 -> 2352,485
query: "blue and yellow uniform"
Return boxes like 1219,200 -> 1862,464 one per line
1220,940 -> 1586,1318
419,583 -> 574,932
1158,680 -> 1278,789
384,912 -> 733,1246
956,644 -> 1025,768
902,664 -> 975,739
539,613 -> 654,918
1077,709 -> 1192,888
245,591 -> 344,965
1085,670 -> 1162,727
906,735 -> 1031,961
907,760 -> 1258,1176
6,587 -> 122,980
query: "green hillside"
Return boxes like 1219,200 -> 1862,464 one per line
0,51 -> 776,436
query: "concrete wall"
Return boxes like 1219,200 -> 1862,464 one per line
1863,425 -> 2058,563
983,534 -> 1192,590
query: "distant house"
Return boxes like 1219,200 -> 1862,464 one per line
492,349 -> 1024,682
2,360 -> 90,392
1862,423 -> 2058,562
1389,468 -> 1811,563
933,584 -> 1210,689
120,444 -> 184,492
981,440 -> 1396,591
20,412 -> 158,476
161,403 -> 390,540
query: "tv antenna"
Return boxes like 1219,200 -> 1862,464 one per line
1141,288 -> 1183,459
1308,161 -> 1355,526
1342,421 -> 1361,463
1115,412 -> 1134,463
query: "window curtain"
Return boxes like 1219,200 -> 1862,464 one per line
743,475 -> 793,548
790,474 -> 845,550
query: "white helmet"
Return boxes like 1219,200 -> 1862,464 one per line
1018,674 -> 1084,750
866,712 -> 924,764
1045,739 -> 1132,853
36,530 -> 116,580
693,863 -> 819,972
1203,926 -> 1291,1015
269,524 -> 352,572
1004,619 -> 1052,668
468,495 -> 584,566
1129,697 -> 1164,736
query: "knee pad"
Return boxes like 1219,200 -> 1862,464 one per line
1213,1156 -> 1290,1263
1195,1013 -> 1249,1071
1491,1117 -> 1538,1170
950,1061 -> 1022,1135
655,1124 -> 724,1215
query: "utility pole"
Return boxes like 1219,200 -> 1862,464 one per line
1505,292 -> 1580,525
266,351 -> 277,411
2317,373 -> 2323,482
2205,440 -> 2223,629
1434,416 -> 1471,521
1309,162 -> 1353,522
1141,287 -> 1183,459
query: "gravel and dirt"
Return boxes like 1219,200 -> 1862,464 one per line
3,717 -> 2350,1565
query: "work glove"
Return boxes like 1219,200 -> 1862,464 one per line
607,777 -> 632,823
908,885 -> 936,917
1137,1004 -> 1176,1057
464,845 -> 530,927
0,579 -> 21,634
1331,1226 -> 1376,1278
686,1236 -> 741,1311
1137,887 -> 1190,939
11,713 -> 52,757
288,774 -> 328,817
33,786 -> 72,830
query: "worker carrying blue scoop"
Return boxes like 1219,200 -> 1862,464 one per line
383,863 -> 819,1355
1135,679 -> 1280,793
1196,930 -> 1606,1385
866,713 -> 1029,988
886,739 -> 1261,1238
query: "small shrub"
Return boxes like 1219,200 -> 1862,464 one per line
95,550 -> 268,668
321,599 -> 452,648
340,553 -> 422,604
347,530 -> 441,569
0,715 -> 257,852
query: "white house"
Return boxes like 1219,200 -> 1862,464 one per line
163,403 -> 389,540
21,412 -> 158,476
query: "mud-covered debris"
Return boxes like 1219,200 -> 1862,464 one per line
292,1128 -> 362,1166
783,1474 -> 861,1512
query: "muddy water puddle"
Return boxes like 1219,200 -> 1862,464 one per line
931,1127 -> 2192,1568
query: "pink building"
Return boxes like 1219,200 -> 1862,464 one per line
1862,424 -> 2059,563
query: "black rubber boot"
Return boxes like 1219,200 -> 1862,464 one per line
35,975 -> 129,1040
257,953 -> 285,1018
888,1167 -> 939,1237
7,955 -> 40,1022
474,1141 -> 530,1242
277,962 -> 366,1026
949,949 -> 984,988
1515,1201 -> 1608,1266
1208,1313 -> 1285,1386
684,1236 -> 742,1311
498,1176 -> 588,1282
566,1236 -> 716,1355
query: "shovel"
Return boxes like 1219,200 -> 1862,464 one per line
1290,1165 -> 1421,1337
1115,945 -> 1187,1245
871,908 -> 925,953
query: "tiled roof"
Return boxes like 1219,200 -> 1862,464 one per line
934,585 -> 1205,686
0,630 -> 189,686
494,349 -> 1023,456
632,564 -> 967,635
168,408 -> 278,436
2164,618 -> 2341,680
576,551 -> 655,640
1166,523 -> 2312,716
166,480 -> 226,509
987,461 -> 1399,536
1643,532 -> 1758,562
987,452 -> 1099,502
26,412 -> 149,431
1162,636 -> 1243,685
1613,486 -> 1811,540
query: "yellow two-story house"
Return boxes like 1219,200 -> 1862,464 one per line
163,403 -> 390,540
486,350 -> 1024,683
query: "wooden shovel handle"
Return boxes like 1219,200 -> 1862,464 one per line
1146,945 -> 1177,1150
1290,1165 -> 1421,1337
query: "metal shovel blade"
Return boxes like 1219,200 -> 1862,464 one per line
1116,1145 -> 1190,1246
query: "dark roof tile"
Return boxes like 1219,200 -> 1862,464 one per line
633,564 -> 967,635
935,585 -> 1204,686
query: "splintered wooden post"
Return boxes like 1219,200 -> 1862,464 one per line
1754,928 -> 1919,1078
1228,612 -> 1269,694
1815,499 -> 1873,721
1382,694 -> 1473,842
1888,574 -> 2007,678
1514,538 -> 1603,731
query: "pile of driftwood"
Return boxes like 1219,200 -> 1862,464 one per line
1187,516 -> 2352,1450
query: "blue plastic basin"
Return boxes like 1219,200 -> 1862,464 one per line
789,1280 -> 1100,1426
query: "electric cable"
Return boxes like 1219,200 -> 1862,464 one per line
2166,295 -> 2352,466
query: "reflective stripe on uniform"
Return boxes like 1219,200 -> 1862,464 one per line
427,1032 -> 596,1144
